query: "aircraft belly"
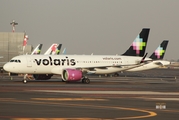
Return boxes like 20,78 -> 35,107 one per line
94,67 -> 123,74
18,66 -> 53,74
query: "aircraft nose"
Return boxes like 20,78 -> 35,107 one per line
3,63 -> 11,72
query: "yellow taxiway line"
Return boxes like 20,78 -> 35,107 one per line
0,97 -> 157,120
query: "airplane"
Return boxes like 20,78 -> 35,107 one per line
3,28 -> 150,84
62,48 -> 66,54
127,40 -> 170,71
54,44 -> 62,55
31,44 -> 43,55
44,44 -> 62,55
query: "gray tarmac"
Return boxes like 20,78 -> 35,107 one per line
0,69 -> 179,120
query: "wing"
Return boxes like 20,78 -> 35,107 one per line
82,63 -> 147,74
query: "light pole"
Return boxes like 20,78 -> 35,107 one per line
10,20 -> 18,32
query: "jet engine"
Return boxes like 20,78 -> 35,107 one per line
33,74 -> 53,80
62,69 -> 82,81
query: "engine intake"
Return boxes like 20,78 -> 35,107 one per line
62,69 -> 82,81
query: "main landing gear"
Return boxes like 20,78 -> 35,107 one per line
81,76 -> 90,84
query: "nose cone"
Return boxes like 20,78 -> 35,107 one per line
3,63 -> 11,72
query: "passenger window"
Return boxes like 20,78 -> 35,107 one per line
18,60 -> 21,63
15,60 -> 18,62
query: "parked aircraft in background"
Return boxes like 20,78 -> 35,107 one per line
127,40 -> 170,71
3,28 -> 150,84
31,44 -> 43,55
44,44 -> 62,55
62,48 -> 66,54
54,44 -> 62,55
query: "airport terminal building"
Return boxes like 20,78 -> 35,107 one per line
0,32 -> 32,67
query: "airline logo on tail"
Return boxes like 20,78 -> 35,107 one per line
132,35 -> 146,55
149,40 -> 168,60
154,46 -> 165,59
51,44 -> 57,52
50,44 -> 58,55
56,49 -> 60,54
31,44 -> 43,55
53,44 -> 62,55
122,28 -> 150,57
34,49 -> 41,54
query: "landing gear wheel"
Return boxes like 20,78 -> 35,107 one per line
22,79 -> 27,84
85,78 -> 90,84
81,77 -> 90,84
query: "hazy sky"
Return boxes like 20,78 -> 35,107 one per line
0,0 -> 178,60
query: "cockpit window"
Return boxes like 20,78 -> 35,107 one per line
10,59 -> 21,63
10,60 -> 14,62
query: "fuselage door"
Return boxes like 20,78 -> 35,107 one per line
26,56 -> 32,67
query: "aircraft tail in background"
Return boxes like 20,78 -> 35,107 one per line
122,28 -> 150,57
127,40 -> 170,72
31,44 -> 43,55
52,44 -> 62,55
62,48 -> 66,54
149,40 -> 169,60
44,44 -> 58,55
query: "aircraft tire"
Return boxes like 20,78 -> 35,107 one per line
23,79 -> 27,84
85,78 -> 90,84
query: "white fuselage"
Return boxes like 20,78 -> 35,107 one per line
3,55 -> 151,75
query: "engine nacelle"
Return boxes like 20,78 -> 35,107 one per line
62,69 -> 82,81
33,74 -> 53,80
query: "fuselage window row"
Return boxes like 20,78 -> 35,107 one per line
78,61 -> 121,64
